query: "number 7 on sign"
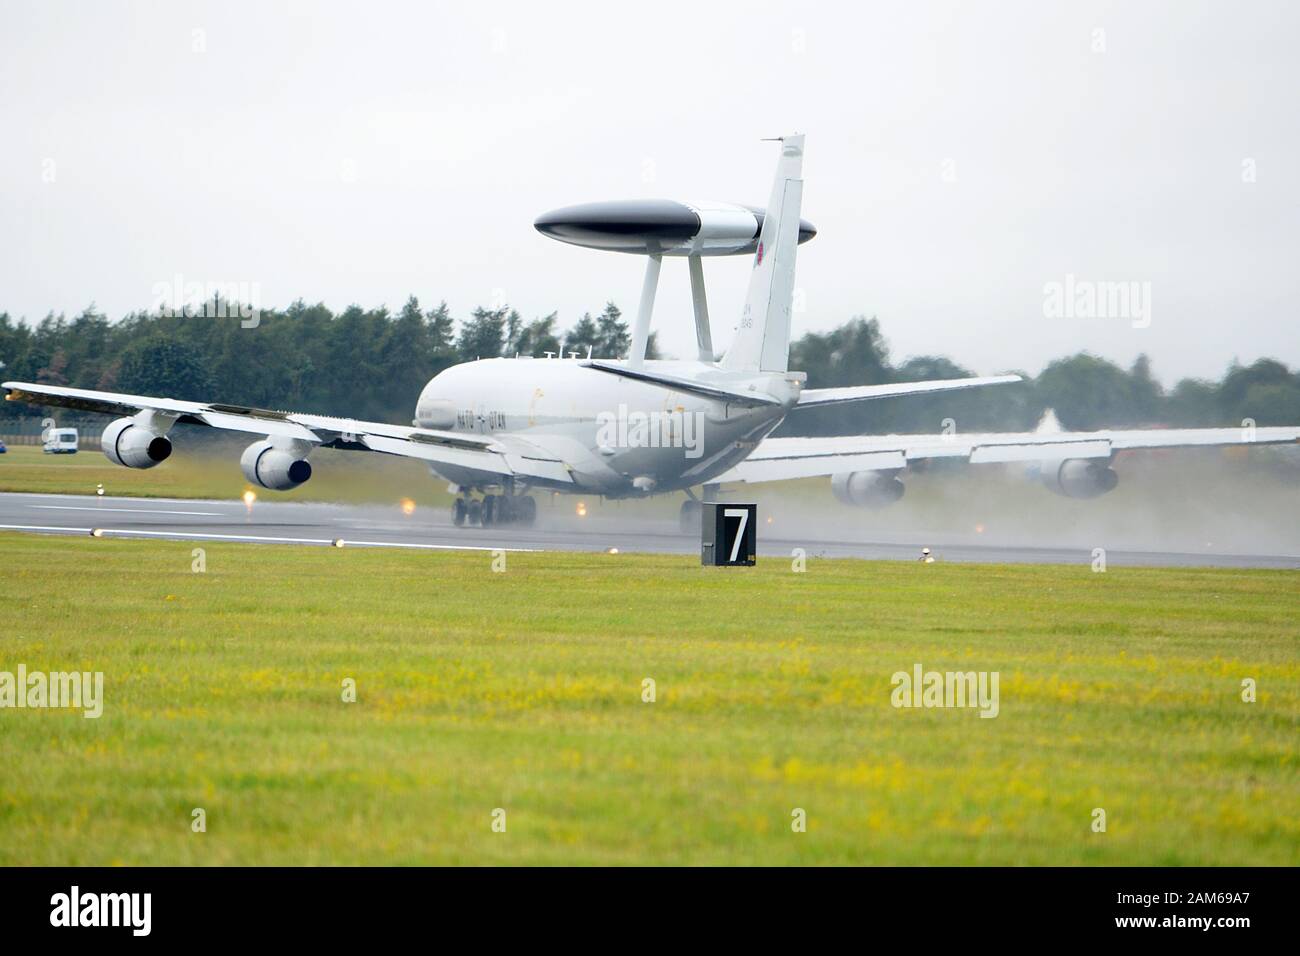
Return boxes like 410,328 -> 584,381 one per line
725,508 -> 749,563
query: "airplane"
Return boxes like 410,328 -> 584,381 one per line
5,134 -> 1298,530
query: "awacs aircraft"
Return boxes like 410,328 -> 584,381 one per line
5,134 -> 1298,529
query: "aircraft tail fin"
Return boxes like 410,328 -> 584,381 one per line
721,135 -> 805,373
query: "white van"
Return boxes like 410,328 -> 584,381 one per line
43,427 -> 79,454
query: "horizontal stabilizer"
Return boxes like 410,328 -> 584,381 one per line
581,362 -> 781,406
796,375 -> 1021,408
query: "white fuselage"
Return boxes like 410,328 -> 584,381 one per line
413,357 -> 802,496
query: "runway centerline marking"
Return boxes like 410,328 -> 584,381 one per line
29,504 -> 225,517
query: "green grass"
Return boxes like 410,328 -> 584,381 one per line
0,531 -> 1296,865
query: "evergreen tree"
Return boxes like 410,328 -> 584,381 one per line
563,313 -> 600,357
789,316 -> 891,388
595,301 -> 629,358
1165,378 -> 1222,426
383,296 -> 438,406
1128,354 -> 1163,421
427,301 -> 455,355
36,348 -> 70,385
503,309 -> 523,355
1034,353 -> 1140,429
512,313 -> 562,357
457,306 -> 508,361
116,337 -> 214,399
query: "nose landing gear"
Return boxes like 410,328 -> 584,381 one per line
453,492 -> 536,528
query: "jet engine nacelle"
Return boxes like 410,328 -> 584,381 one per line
1040,458 -> 1119,499
831,470 -> 906,508
101,417 -> 172,469
240,440 -> 312,491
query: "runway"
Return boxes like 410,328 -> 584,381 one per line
0,491 -> 1295,568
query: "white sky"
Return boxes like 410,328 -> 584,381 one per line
1,0 -> 1296,383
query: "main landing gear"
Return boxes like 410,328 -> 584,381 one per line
678,498 -> 701,533
453,493 -> 536,528
678,483 -> 720,533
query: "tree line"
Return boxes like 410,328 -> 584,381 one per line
784,316 -> 1300,435
1,301 -> 1296,435
0,298 -> 655,427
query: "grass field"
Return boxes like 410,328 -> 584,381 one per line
0,531 -> 1296,865
0,442 -> 457,507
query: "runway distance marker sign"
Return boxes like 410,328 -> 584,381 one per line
701,503 -> 757,567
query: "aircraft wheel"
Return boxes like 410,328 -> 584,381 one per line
452,498 -> 467,527
519,496 -> 537,527
482,495 -> 498,527
466,498 -> 483,526
497,496 -> 515,524
678,499 -> 701,534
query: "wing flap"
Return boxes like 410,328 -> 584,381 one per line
360,433 -> 504,471
361,433 -> 574,484
502,454 -> 573,484
717,449 -> 905,483
969,439 -> 1111,463
197,410 -> 320,441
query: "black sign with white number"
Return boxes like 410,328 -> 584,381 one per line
701,502 -> 757,566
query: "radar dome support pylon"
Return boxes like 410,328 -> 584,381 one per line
533,179 -> 816,368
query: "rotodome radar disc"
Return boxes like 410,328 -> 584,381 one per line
534,198 -> 816,257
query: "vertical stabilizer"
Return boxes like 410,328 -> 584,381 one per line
721,135 -> 805,372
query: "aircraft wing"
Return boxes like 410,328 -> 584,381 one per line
2,381 -> 573,485
715,425 -> 1300,484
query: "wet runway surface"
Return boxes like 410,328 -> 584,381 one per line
1,492 -> 1295,568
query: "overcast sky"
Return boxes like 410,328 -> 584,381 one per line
2,0 -> 1296,383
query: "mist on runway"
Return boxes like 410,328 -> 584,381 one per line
546,447 -> 1300,559
2,435 -> 1295,564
